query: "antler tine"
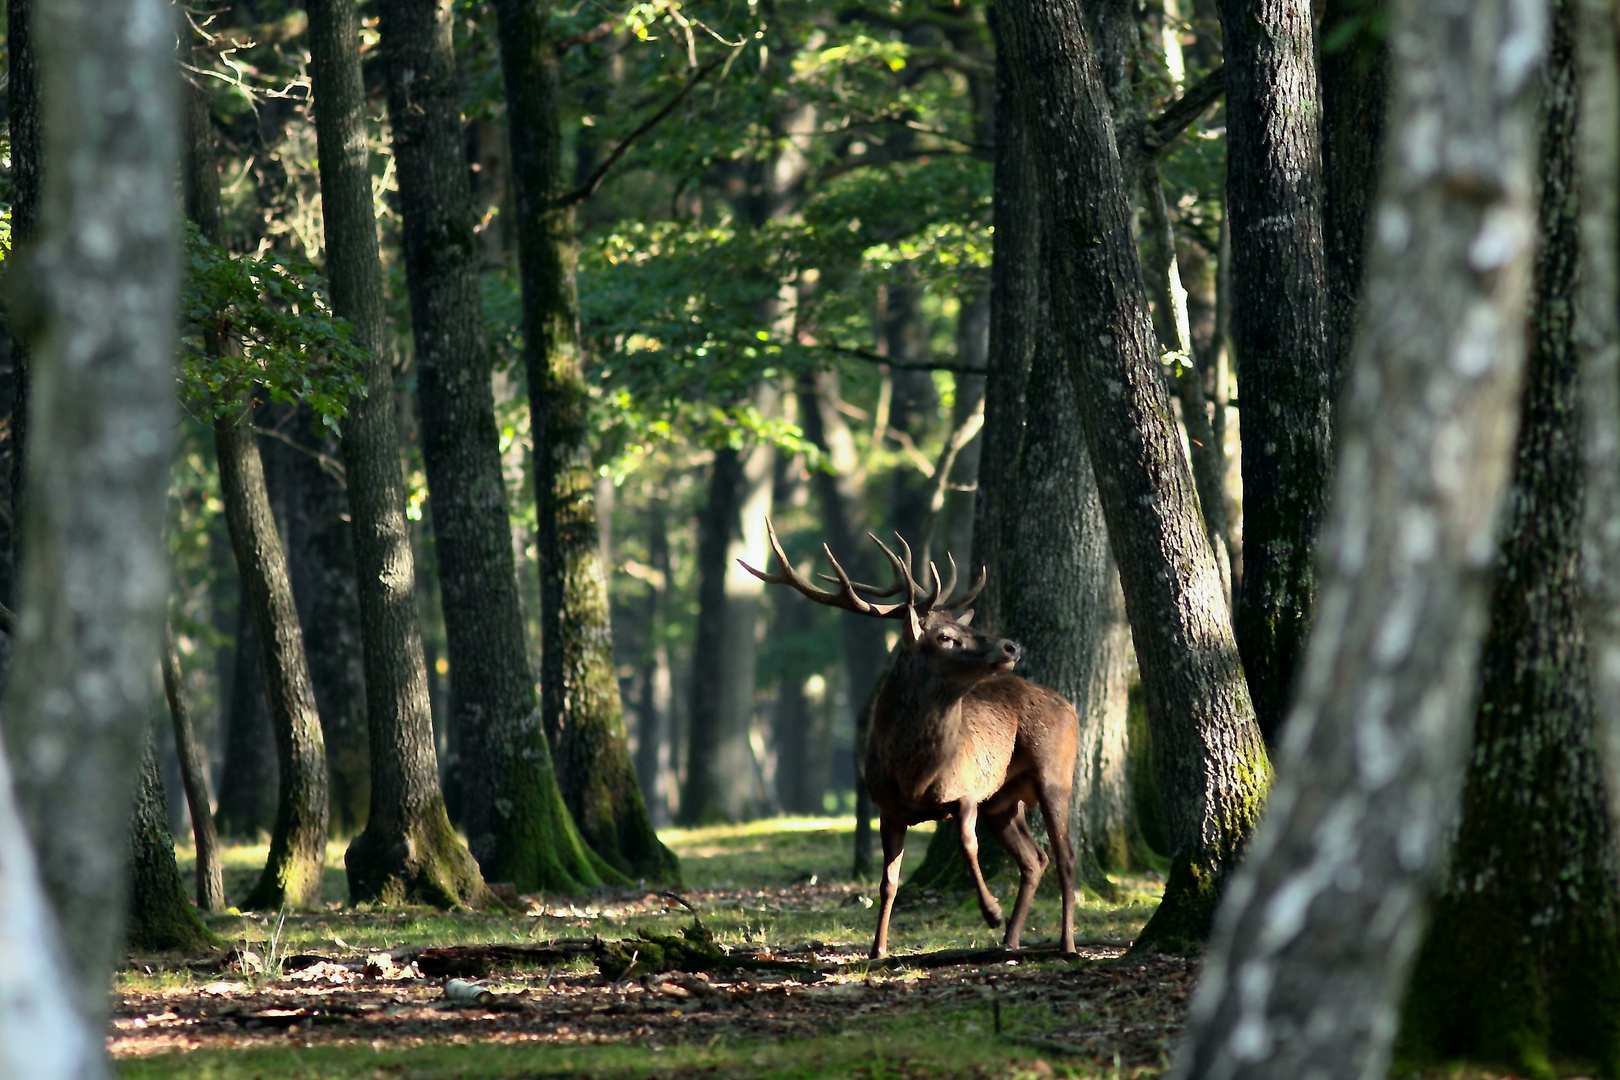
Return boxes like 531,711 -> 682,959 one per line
894,533 -> 922,604
938,552 -> 960,606
868,532 -> 922,609
815,574 -> 908,598
944,565 -> 989,611
922,561 -> 945,611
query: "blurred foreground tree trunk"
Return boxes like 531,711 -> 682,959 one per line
306,0 -> 489,908
380,0 -> 615,892
1398,7 -> 1620,1070
0,0 -> 179,1059
1169,0 -> 1544,1074
998,0 -> 1269,954
488,0 -> 674,880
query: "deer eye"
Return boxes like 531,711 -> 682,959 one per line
937,634 -> 957,648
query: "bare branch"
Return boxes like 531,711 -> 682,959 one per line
1142,65 -> 1226,157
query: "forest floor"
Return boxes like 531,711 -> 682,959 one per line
112,817 -> 1188,1079
108,819 -> 1568,1079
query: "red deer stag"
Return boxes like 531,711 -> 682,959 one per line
741,520 -> 1078,958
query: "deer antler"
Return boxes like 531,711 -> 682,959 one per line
738,519 -> 912,619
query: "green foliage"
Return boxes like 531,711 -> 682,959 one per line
177,224 -> 368,427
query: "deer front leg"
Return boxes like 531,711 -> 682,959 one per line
956,799 -> 1003,929
870,816 -> 908,959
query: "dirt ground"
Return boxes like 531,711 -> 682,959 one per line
112,821 -> 1189,1079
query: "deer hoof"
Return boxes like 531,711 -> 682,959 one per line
980,901 -> 1004,929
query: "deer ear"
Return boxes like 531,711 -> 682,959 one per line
956,609 -> 975,626
903,605 -> 924,647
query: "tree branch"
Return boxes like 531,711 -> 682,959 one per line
554,52 -> 728,208
558,18 -> 619,52
819,342 -> 986,376
1141,64 -> 1226,157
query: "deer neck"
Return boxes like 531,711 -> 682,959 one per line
872,653 -> 972,764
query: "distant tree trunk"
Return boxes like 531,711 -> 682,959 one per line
489,0 -> 674,881
259,405 -> 370,837
162,623 -> 224,913
1319,0 -> 1389,394
999,0 -> 1269,954
4,0 -> 40,646
126,728 -> 214,953
1,0 -> 178,1042
714,435 -> 774,820
214,609 -> 278,838
634,497 -> 676,824
184,50 -> 329,910
306,0 -> 488,908
1168,0 -> 1543,1072
214,412 -> 330,910
680,445 -> 776,824
795,373 -> 892,862
1218,0 -> 1333,747
378,0 -> 611,893
1398,5 -> 1620,1072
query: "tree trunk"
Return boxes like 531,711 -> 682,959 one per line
1218,0 -> 1333,747
126,727 -> 214,953
1167,0 -> 1543,1072
4,0 -> 40,647
0,715 -> 101,1080
162,623 -> 224,913
1398,4 -> 1620,1073
214,413 -> 330,910
0,0 -> 178,1045
634,496 -> 676,824
489,0 -> 674,882
258,405 -> 370,837
305,0 -> 488,908
999,0 -> 1269,954
1319,0 -> 1389,394
214,608 -> 278,839
679,444 -> 775,824
378,0 -> 612,893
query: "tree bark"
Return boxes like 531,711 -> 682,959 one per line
998,0 -> 1270,954
214,608 -> 278,839
1397,10 -> 1620,1071
305,0 -> 488,908
258,405 -> 370,837
126,727 -> 214,953
1319,0 -> 1390,395
489,0 -> 674,881
1218,0 -> 1333,747
0,0 -> 178,1047
214,413 -> 330,910
4,0 -> 40,643
378,0 -> 613,892
1168,0 -> 1544,1073
162,623 -> 224,913
0,716 -> 101,1080
633,495 -> 676,824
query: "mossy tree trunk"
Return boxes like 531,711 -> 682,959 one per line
1398,5 -> 1620,1074
214,413 -> 330,910
305,0 -> 489,908
258,402 -> 370,837
126,727 -> 215,954
998,0 -> 1270,955
378,0 -> 613,893
1218,0 -> 1333,748
1,0 -> 179,1041
490,0 -> 673,881
1167,0 -> 1542,1073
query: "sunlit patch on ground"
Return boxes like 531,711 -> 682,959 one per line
118,817 -> 1182,1079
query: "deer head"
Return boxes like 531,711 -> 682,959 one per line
739,519 -> 1020,692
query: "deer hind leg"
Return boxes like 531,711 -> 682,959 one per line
955,800 -> 1003,929
1038,788 -> 1078,954
870,815 -> 908,959
986,803 -> 1046,950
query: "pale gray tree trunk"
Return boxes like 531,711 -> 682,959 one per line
1169,0 -> 1545,1074
0,0 -> 178,1060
